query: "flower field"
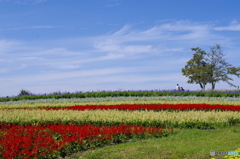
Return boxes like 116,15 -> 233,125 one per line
1,94 -> 240,158
0,123 -> 171,159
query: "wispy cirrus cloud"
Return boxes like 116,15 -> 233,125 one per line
214,20 -> 240,31
214,24 -> 240,31
92,21 -> 221,59
1,20 -> 233,73
0,40 -> 23,53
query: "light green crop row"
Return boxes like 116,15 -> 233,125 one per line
2,96 -> 240,105
1,100 -> 240,109
1,109 -> 240,128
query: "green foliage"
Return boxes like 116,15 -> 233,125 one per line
18,89 -> 32,96
228,67 -> 240,78
182,47 -> 209,91
1,90 -> 240,102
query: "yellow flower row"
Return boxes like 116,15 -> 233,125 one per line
1,109 -> 240,126
1,100 -> 240,109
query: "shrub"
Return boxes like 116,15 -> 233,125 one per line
18,89 -> 32,96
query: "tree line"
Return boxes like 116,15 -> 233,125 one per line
182,44 -> 240,91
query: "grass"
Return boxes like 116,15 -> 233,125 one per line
66,125 -> 240,159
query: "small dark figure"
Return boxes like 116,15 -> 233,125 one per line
176,84 -> 180,91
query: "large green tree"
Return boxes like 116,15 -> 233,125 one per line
181,47 -> 210,91
182,44 -> 240,91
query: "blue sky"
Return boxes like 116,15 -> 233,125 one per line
1,0 -> 240,96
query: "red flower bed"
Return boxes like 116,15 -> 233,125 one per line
44,104 -> 240,111
0,123 -> 171,159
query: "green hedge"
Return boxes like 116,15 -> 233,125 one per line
1,90 -> 240,102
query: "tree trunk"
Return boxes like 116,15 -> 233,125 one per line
202,84 -> 206,91
199,83 -> 205,91
211,82 -> 215,91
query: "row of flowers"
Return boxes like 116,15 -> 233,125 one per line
43,104 -> 240,111
0,123 -> 173,159
1,109 -> 240,128
4,103 -> 239,111
2,99 -> 240,109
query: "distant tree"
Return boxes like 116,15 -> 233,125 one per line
181,47 -> 210,91
52,91 -> 61,95
182,44 -> 240,91
205,44 -> 240,90
19,89 -> 32,96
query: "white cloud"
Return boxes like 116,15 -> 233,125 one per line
159,21 -> 210,31
214,20 -> 240,31
0,21 -> 232,75
1,68 -> 188,96
51,64 -> 81,70
155,21 -> 214,41
91,21 -> 220,60
8,67 -> 136,84
214,24 -> 240,31
94,41 -> 155,55
96,53 -> 125,61
0,40 -> 22,52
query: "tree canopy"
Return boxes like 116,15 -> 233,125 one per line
182,44 -> 240,91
